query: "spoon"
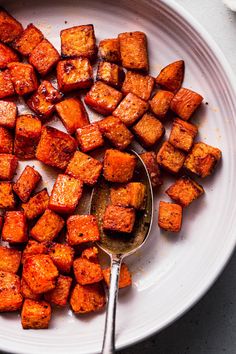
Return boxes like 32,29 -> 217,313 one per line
90,149 -> 154,354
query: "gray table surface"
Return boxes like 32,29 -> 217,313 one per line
119,1 -> 236,354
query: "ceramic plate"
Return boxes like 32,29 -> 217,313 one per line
1,0 -> 236,353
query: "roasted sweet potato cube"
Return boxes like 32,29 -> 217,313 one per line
66,151 -> 102,186
0,70 -> 15,99
8,62 -> 38,96
0,100 -> 17,128
56,97 -> 89,135
103,263 -> 132,289
170,88 -> 203,121
140,151 -> 162,188
0,7 -> 23,44
156,60 -> 185,93
149,90 -> 174,120
13,166 -> 41,202
96,61 -> 124,88
47,242 -> 74,274
98,38 -> 120,63
21,299 -> 51,329
118,31 -> 148,71
2,211 -> 27,243
27,80 -> 63,120
0,182 -> 15,209
157,141 -> 186,174
29,39 -> 60,77
122,71 -> 154,101
133,112 -> 165,148
110,185 -> 130,208
169,118 -> 198,152
166,176 -> 204,207
103,149 -> 136,183
67,215 -> 100,246
73,254 -> 103,285
0,271 -> 23,311
0,127 -> 13,153
103,205 -> 135,233
22,240 -> 47,264
44,275 -> 72,307
84,81 -> 122,115
98,116 -> 133,150
23,255 -> 59,294
61,25 -> 97,60
12,23 -> 44,56
57,58 -> 93,92
21,278 -> 41,300
70,283 -> 106,314
0,153 -> 18,180
49,174 -> 83,214
22,188 -> 49,220
110,182 -> 146,209
36,126 -> 77,170
0,246 -> 21,273
76,123 -> 104,152
0,42 -> 19,69
81,247 -> 99,261
158,201 -> 182,232
184,142 -> 222,178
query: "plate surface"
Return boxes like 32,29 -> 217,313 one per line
1,0 -> 236,353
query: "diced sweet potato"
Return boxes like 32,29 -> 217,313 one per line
84,81 -> 122,115
103,263 -> 132,289
21,278 -> 41,300
149,90 -> 174,120
61,25 -> 97,60
21,299 -> 51,329
166,176 -> 204,207
0,100 -> 17,128
49,174 -> 83,214
0,181 -> 15,209
22,254 -> 59,294
170,88 -> 203,121
133,112 -> 165,147
140,151 -> 163,188
0,70 -> 15,99
56,97 -> 89,135
66,151 -> 102,186
73,253 -> 103,285
70,283 -> 106,314
29,39 -> 60,76
2,211 -> 27,243
22,188 -> 49,220
157,141 -> 186,174
8,62 -> 38,96
22,240 -> 47,264
57,58 -> 93,92
0,153 -> 18,180
12,23 -> 44,56
158,201 -> 182,232
0,127 -> 13,153
67,215 -> 100,246
0,271 -> 23,311
27,81 -> 63,120
0,42 -> 19,69
184,142 -> 222,178
36,126 -> 77,170
76,123 -> 104,152
0,246 -> 21,273
103,205 -> 135,233
156,60 -> 185,93
47,242 -> 74,274
118,31 -> 148,71
14,114 -> 42,159
30,209 -> 65,242
98,116 -> 133,150
44,275 -> 72,307
96,61 -> 124,88
110,182 -> 146,209
103,149 -> 136,183
0,7 -> 23,44
98,38 -> 120,63
122,71 -> 154,101
81,247 -> 99,261
13,166 -> 41,202
169,118 -> 198,152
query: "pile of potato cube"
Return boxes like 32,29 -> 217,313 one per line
0,6 -> 221,329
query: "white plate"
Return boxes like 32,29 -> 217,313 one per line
1,0 -> 236,353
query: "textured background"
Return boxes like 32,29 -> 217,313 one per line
119,1 -> 236,353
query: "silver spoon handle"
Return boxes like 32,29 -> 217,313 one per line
102,257 -> 122,354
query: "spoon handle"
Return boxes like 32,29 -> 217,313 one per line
102,256 -> 122,354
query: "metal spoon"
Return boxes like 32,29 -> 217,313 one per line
90,149 -> 154,354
